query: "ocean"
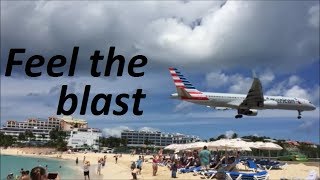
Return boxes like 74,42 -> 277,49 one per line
0,155 -> 77,180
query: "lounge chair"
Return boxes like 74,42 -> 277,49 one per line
226,170 -> 269,180
200,170 -> 218,179
246,160 -> 261,172
255,159 -> 287,170
178,166 -> 201,173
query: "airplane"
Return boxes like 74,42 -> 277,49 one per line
169,67 -> 316,119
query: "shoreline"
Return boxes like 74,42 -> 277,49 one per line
0,148 -> 97,180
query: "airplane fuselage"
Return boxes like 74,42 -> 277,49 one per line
171,92 -> 316,111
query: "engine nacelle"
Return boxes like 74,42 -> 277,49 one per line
239,109 -> 258,116
245,109 -> 258,116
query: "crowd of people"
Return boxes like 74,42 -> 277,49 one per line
134,146 -> 241,179
7,166 -> 60,180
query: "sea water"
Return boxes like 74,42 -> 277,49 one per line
0,155 -> 76,180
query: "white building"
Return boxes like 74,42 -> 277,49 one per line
0,117 -> 61,141
121,130 -> 201,147
67,128 -> 102,150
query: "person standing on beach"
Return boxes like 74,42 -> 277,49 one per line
199,146 -> 211,171
114,154 -> 118,164
136,156 -> 143,175
152,155 -> 159,176
83,161 -> 90,180
76,157 -> 79,165
102,155 -> 107,167
131,167 -> 139,180
170,160 -> 178,178
97,158 -> 102,175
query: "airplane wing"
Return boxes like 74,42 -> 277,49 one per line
239,77 -> 264,108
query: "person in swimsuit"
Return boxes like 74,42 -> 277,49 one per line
152,155 -> 159,176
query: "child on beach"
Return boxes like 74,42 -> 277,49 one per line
131,167 -> 139,180
170,160 -> 178,178
83,161 -> 90,180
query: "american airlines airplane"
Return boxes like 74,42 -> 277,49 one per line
169,68 -> 316,119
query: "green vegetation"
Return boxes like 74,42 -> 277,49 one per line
0,132 -> 16,147
48,127 -> 68,151
207,133 -> 320,158
98,136 -> 128,148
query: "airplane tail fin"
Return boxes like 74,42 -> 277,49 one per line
169,67 -> 208,100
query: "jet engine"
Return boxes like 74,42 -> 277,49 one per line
239,109 -> 258,116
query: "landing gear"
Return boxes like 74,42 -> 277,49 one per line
235,114 -> 243,119
297,110 -> 302,119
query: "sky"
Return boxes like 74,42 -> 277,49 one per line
1,1 -> 319,143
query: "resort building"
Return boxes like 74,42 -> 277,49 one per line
121,130 -> 201,147
60,116 -> 88,131
67,128 -> 102,150
0,117 -> 62,141
0,116 -> 91,142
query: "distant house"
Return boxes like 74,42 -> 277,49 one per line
300,141 -> 318,148
286,141 -> 300,146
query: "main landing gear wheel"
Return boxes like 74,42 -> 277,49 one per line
235,114 -> 243,119
297,110 -> 302,119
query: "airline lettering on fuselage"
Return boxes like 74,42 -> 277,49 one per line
266,97 -> 296,104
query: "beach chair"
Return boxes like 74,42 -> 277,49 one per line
226,170 -> 269,180
255,159 -> 287,170
246,160 -> 260,172
200,170 -> 217,179
178,166 -> 200,173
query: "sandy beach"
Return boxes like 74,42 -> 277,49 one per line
1,148 -> 319,179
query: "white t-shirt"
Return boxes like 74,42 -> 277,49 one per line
84,164 -> 89,172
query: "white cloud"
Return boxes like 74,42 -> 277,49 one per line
259,70 -> 275,85
225,130 -> 235,138
284,85 -> 310,100
205,70 -> 274,94
1,1 -> 318,71
138,1 -> 318,69
174,101 -> 194,112
288,75 -> 302,86
102,126 -> 131,137
308,4 -> 320,28
266,75 -> 319,105
205,71 -> 229,88
139,127 -> 159,132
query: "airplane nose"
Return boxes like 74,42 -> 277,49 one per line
311,104 -> 316,110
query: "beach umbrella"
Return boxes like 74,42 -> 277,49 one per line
164,144 -> 186,151
164,144 -> 178,150
257,142 -> 283,151
208,138 -> 252,151
251,142 -> 282,158
183,142 -> 208,150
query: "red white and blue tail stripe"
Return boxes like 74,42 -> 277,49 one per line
169,67 -> 208,100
